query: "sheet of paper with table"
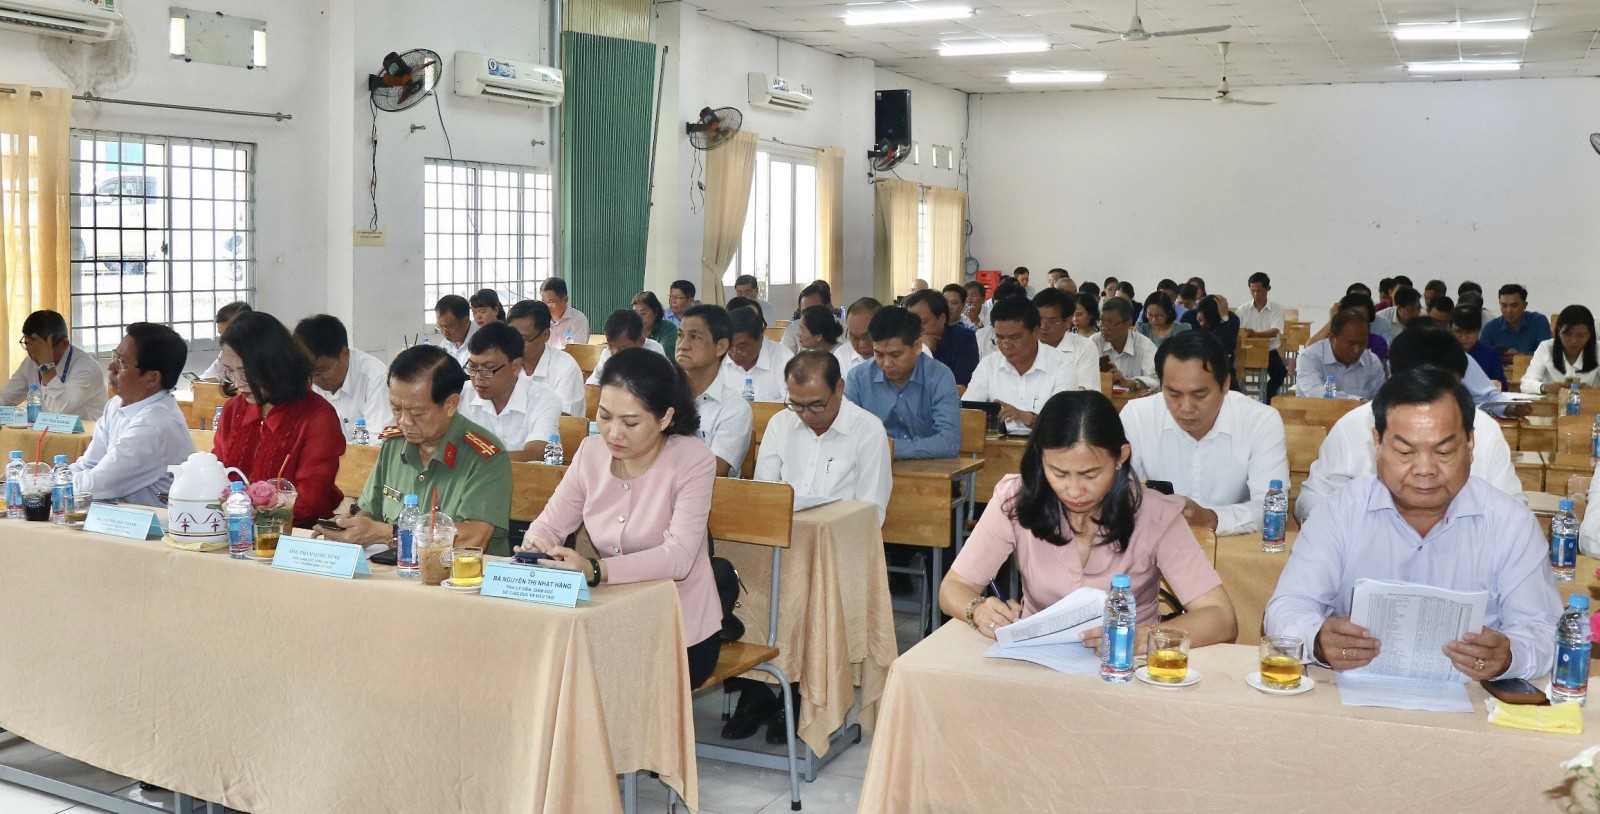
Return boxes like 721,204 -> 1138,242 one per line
985,586 -> 1107,675
1339,578 -> 1488,713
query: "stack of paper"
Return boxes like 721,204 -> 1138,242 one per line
1336,578 -> 1488,713
984,586 -> 1106,675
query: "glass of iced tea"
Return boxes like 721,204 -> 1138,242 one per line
66,491 -> 93,528
448,544 -> 485,587
419,522 -> 457,586
253,517 -> 281,560
1259,635 -> 1305,690
1146,628 -> 1190,684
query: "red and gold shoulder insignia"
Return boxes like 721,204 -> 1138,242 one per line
378,425 -> 403,441
462,431 -> 499,458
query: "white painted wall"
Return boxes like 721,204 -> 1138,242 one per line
966,78 -> 1600,323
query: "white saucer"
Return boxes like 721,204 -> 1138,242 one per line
1246,671 -> 1315,696
441,578 -> 482,593
1135,666 -> 1201,688
244,552 -> 274,563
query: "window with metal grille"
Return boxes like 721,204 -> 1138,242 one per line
423,157 -> 553,325
722,148 -> 818,290
69,130 -> 255,353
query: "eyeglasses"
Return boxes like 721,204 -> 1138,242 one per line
786,399 -> 831,415
464,361 -> 508,380
221,364 -> 245,384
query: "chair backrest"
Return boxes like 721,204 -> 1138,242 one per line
1238,337 -> 1271,368
189,382 -> 227,430
709,477 -> 794,549
588,333 -> 607,346
334,444 -> 381,500
772,320 -> 790,329
1281,322 -> 1311,354
565,343 -> 601,377
189,429 -> 215,454
510,461 -> 567,521
558,415 -> 588,458
1281,308 -> 1299,322
763,326 -> 785,343
584,383 -> 600,419
959,408 -> 986,456
1099,370 -> 1113,395
1273,396 -> 1362,428
1556,414 -> 1597,455
1510,353 -> 1532,385
1284,423 -> 1327,474
739,401 -> 787,479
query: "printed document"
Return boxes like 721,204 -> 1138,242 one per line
1338,578 -> 1488,713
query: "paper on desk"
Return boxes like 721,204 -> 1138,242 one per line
995,586 -> 1107,647
984,639 -> 1102,675
1495,392 -> 1544,402
1335,673 -> 1475,713
1349,578 -> 1487,683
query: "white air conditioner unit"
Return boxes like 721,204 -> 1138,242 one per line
452,51 -> 563,108
0,0 -> 121,42
747,72 -> 813,113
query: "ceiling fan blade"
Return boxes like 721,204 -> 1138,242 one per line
1156,96 -> 1212,102
1097,37 -> 1126,44
1152,24 -> 1232,37
1229,99 -> 1275,106
1071,23 -> 1124,35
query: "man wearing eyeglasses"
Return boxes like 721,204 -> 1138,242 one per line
676,304 -> 751,477
2,309 -> 107,421
507,300 -> 585,417
755,351 -> 891,524
963,297 -> 1093,435
456,322 -> 560,462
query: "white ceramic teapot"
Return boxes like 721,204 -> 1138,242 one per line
166,452 -> 246,546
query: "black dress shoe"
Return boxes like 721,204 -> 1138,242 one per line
765,686 -> 802,745
720,685 -> 777,740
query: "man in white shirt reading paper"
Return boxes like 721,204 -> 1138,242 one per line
70,323 -> 195,506
1265,365 -> 1560,681
962,297 -> 1094,435
755,351 -> 892,524
1122,331 -> 1289,535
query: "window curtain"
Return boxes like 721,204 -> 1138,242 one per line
0,86 -> 70,377
927,185 -> 966,289
698,129 -> 757,307
872,179 -> 918,302
814,147 -> 845,292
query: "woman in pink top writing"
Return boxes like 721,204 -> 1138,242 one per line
940,390 -> 1237,652
517,348 -> 724,686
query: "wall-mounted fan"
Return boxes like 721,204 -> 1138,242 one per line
686,106 -> 743,150
367,49 -> 443,112
869,142 -> 908,173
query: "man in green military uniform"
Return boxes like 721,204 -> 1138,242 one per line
320,344 -> 513,555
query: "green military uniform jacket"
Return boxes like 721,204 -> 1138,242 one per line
359,412 -> 513,555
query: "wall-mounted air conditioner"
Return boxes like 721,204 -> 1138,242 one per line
452,51 -> 564,108
748,72 -> 813,113
0,0 -> 122,43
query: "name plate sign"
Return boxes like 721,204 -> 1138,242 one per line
270,535 -> 371,579
480,562 -> 590,607
0,406 -> 28,427
83,504 -> 162,540
32,413 -> 84,433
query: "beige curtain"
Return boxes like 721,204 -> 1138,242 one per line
0,86 -> 71,376
872,179 -> 918,302
927,186 -> 966,290
699,129 -> 757,306
815,147 -> 845,292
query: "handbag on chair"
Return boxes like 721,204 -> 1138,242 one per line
711,556 -> 746,643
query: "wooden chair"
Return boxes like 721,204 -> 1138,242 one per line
1281,322 -> 1311,390
1556,414 -> 1596,456
588,333 -> 607,346
696,478 -> 802,812
739,401 -> 787,479
188,429 -> 215,454
763,325 -> 786,343
1272,396 -> 1362,428
584,384 -> 600,420
558,415 -> 588,461
334,444 -> 381,500
1283,424 -> 1327,500
509,460 -> 567,521
565,343 -> 601,378
1236,338 -> 1271,398
957,407 -> 986,527
772,320 -> 789,329
1509,354 -> 1532,388
189,382 -> 227,430
1099,370 -> 1114,395
1281,308 -> 1299,322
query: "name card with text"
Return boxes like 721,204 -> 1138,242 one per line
480,562 -> 590,607
0,406 -> 28,427
270,535 -> 371,579
83,504 -> 162,540
32,413 -> 84,433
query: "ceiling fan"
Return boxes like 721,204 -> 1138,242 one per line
1072,0 -> 1230,44
1158,42 -> 1273,106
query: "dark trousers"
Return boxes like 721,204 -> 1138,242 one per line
688,632 -> 723,689
1264,349 -> 1286,403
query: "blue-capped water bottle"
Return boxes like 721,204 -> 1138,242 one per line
542,433 -> 565,466
1322,375 -> 1338,400
1552,595 -> 1591,705
1262,479 -> 1288,553
224,481 -> 254,559
26,384 -> 42,424
48,454 -> 72,525
1590,414 -> 1600,464
1100,574 -> 1136,684
742,376 -> 756,403
212,404 -> 224,432
1568,382 -> 1583,417
1552,499 -> 1579,581
351,418 -> 371,447
395,493 -> 422,577
4,450 -> 25,520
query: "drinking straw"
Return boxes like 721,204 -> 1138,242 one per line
33,429 -> 48,463
276,451 -> 291,480
429,486 -> 438,537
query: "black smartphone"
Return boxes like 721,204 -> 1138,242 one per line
513,550 -> 552,565
1144,480 -> 1175,496
315,518 -> 343,531
1482,677 -> 1550,705
369,548 -> 397,566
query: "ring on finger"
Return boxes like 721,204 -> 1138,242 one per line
1475,658 -> 1486,672
1341,648 -> 1350,659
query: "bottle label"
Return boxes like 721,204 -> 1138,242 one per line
397,528 -> 415,564
52,484 -> 72,510
1556,641 -> 1591,692
6,481 -> 19,507
1263,509 -> 1286,543
1592,434 -> 1599,460
227,515 -> 254,546
1553,532 -> 1578,568
1108,623 -> 1135,670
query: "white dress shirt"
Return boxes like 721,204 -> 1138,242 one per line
1520,338 -> 1600,394
962,341 -> 1092,435
1047,333 -> 1101,393
1293,401 -> 1521,524
548,307 -> 591,349
781,320 -> 802,354
754,398 -> 893,524
430,331 -> 473,368
200,353 -> 224,380
1123,391 -> 1290,535
975,325 -> 997,358
833,343 -> 869,375
1,343 -> 107,421
1266,475 -> 1560,680
693,366 -> 753,474
457,374 -> 561,454
1462,352 -> 1517,419
1089,331 -> 1158,390
68,390 -> 194,506
1237,301 -> 1285,351
722,338 -> 793,403
312,347 -> 392,439
585,338 -> 666,385
1292,339 -> 1387,400
526,347 -> 586,417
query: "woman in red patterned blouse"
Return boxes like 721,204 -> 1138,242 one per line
212,312 -> 346,526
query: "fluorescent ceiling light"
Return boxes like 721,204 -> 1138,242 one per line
1406,60 -> 1521,74
1007,70 -> 1107,84
1393,23 -> 1530,41
939,39 -> 1049,57
844,4 -> 973,26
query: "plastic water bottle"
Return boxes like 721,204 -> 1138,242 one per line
212,404 -> 224,431
224,481 -> 255,559
1552,595 -> 1591,705
542,433 -> 565,466
587,420 -> 599,437
1591,414 -> 1600,464
25,384 -> 42,423
1100,573 -> 1137,684
1322,375 -> 1338,400
395,493 -> 422,577
48,454 -> 72,525
1262,479 -> 1288,553
1552,499 -> 1580,581
4,450 -> 25,520
742,376 -> 756,403
1568,382 -> 1583,417
351,418 -> 371,447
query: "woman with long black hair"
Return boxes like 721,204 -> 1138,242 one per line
939,390 -> 1236,650
1521,304 -> 1600,394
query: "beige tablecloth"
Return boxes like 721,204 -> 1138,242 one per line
860,622 -> 1599,813
0,425 -> 94,463
718,500 -> 898,756
0,520 -> 698,813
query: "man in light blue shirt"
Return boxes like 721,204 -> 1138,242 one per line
1293,308 -> 1387,400
1265,366 -> 1561,681
844,306 -> 960,460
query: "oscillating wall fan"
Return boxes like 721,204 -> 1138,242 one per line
367,49 -> 443,112
868,143 -> 908,173
686,106 -> 743,150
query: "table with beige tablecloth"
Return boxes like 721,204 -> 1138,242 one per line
0,519 -> 698,813
860,621 -> 1600,813
718,499 -> 898,756
0,425 -> 94,463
